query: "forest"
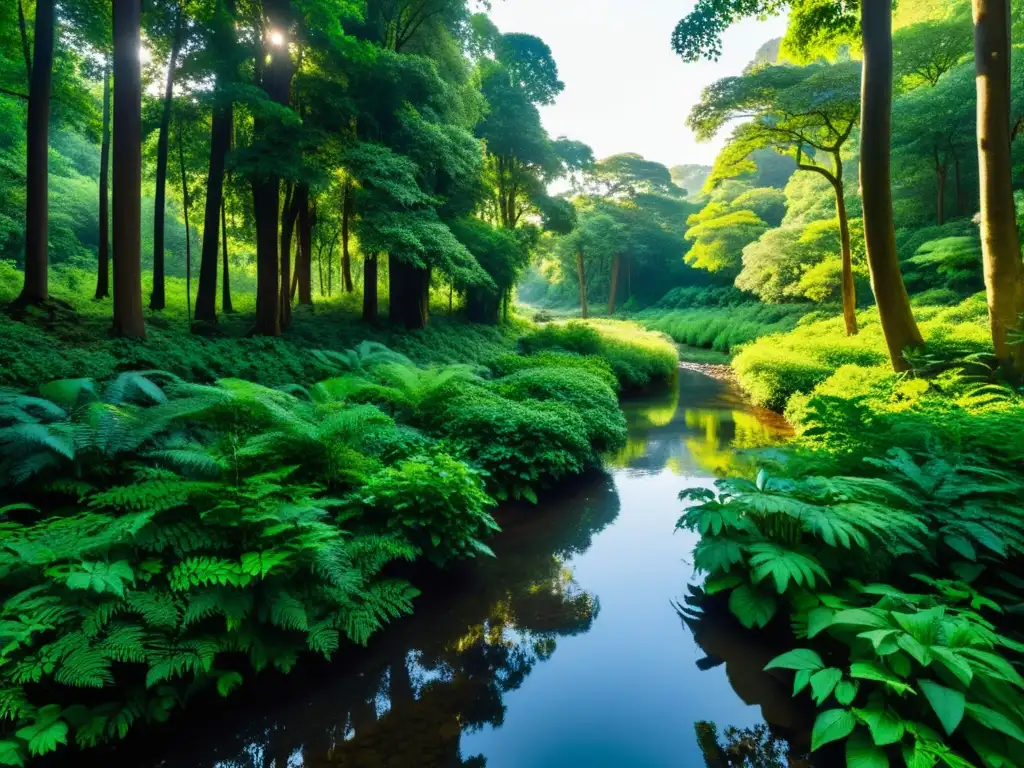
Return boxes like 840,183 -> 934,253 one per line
0,0 -> 1023,765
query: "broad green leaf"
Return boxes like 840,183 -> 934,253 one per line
846,730 -> 890,768
811,708 -> 856,751
892,608 -> 942,644
764,648 -> 824,672
728,584 -> 776,629
858,629 -> 900,655
930,648 -> 973,688
965,703 -> 1024,745
216,671 -> 243,697
918,680 -> 964,736
832,609 -> 891,630
810,668 -> 843,705
854,705 -> 906,746
835,679 -> 859,706
850,662 -> 916,695
897,634 -> 933,666
704,573 -> 743,595
807,607 -> 834,638
0,741 -> 24,767
943,534 -> 976,561
14,705 -> 68,757
794,668 -> 813,696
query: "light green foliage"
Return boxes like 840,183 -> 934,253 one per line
684,203 -> 768,274
517,320 -> 679,392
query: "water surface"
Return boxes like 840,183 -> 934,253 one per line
134,369 -> 802,767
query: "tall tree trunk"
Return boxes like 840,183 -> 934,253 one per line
973,0 -> 1024,375
860,0 -> 922,370
608,254 -> 620,315
178,119 -> 193,322
195,100 -> 232,323
388,255 -> 429,329
150,11 -> 183,311
934,146 -> 948,226
297,184 -> 313,305
954,152 -> 965,216
362,254 -> 378,322
280,185 -> 299,329
221,199 -> 233,312
17,0 -> 32,83
19,0 -> 54,304
252,7 -> 292,336
95,61 -> 111,300
112,0 -> 146,338
576,251 -> 589,319
342,182 -> 354,292
830,159 -> 858,336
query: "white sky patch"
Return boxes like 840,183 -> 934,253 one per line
487,0 -> 787,168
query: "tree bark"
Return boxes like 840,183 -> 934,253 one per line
362,254 -> 378,322
297,184 -> 313,305
860,0 -> 922,370
608,254 -> 621,315
178,119 -> 193,322
934,146 -> 948,226
252,6 -> 292,336
280,185 -> 300,329
221,199 -> 233,312
954,151 -> 965,217
195,99 -> 232,323
19,0 -> 54,304
973,0 -> 1024,375
831,170 -> 858,336
388,255 -> 429,329
17,0 -> 32,83
576,251 -> 589,319
150,10 -> 183,311
112,0 -> 146,338
342,181 -> 354,292
95,61 -> 111,300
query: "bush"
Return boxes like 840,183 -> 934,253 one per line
639,303 -> 812,354
518,320 -> 679,391
487,351 -> 619,392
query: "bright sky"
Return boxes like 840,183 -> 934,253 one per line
487,0 -> 788,170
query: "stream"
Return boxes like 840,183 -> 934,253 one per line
127,368 -> 802,767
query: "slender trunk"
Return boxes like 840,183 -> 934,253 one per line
178,119 -> 192,323
576,251 -> 589,319
317,243 -> 324,298
608,254 -> 620,315
111,0 -> 146,338
973,0 -> 1024,375
150,12 -> 183,311
17,0 -> 32,83
95,62 -> 111,299
362,254 -> 378,322
19,0 -> 54,304
221,199 -> 233,312
342,182 -> 354,292
252,8 -> 292,336
830,156 -> 858,336
954,151 -> 965,216
280,186 -> 299,329
627,256 -> 632,301
859,0 -> 922,370
934,145 -> 948,226
388,255 -> 430,329
297,184 -> 313,305
195,96 -> 233,323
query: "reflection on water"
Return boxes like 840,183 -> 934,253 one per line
112,369 -> 797,768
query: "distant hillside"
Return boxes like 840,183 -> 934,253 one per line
670,165 -> 712,198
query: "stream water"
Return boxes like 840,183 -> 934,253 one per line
130,368 -> 802,768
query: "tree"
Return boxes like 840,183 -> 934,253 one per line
18,0 -> 55,304
973,0 -> 1024,376
95,61 -> 111,299
684,203 -> 768,275
893,15 -> 973,89
860,0 -> 923,369
149,3 -> 185,311
689,61 -> 862,334
111,0 -> 146,338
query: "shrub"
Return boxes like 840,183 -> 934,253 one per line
638,302 -> 813,354
487,351 -> 619,392
518,320 -> 678,391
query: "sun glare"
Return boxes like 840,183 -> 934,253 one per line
269,30 -> 285,46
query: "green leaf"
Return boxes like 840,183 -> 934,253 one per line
728,584 -> 776,629
704,573 -> 743,594
919,680 -> 964,736
964,703 -> 1024,745
850,662 -> 916,694
65,561 -> 136,597
835,680 -> 859,706
216,671 -> 243,697
897,633 -> 933,666
0,741 -> 24,767
811,668 -> 843,705
944,534 -> 976,561
811,709 -> 856,752
832,609 -> 891,629
14,705 -> 68,757
858,629 -> 900,655
930,647 -> 973,688
854,705 -> 906,746
794,668 -> 813,696
807,607 -> 834,638
846,730 -> 890,768
764,648 -> 824,672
